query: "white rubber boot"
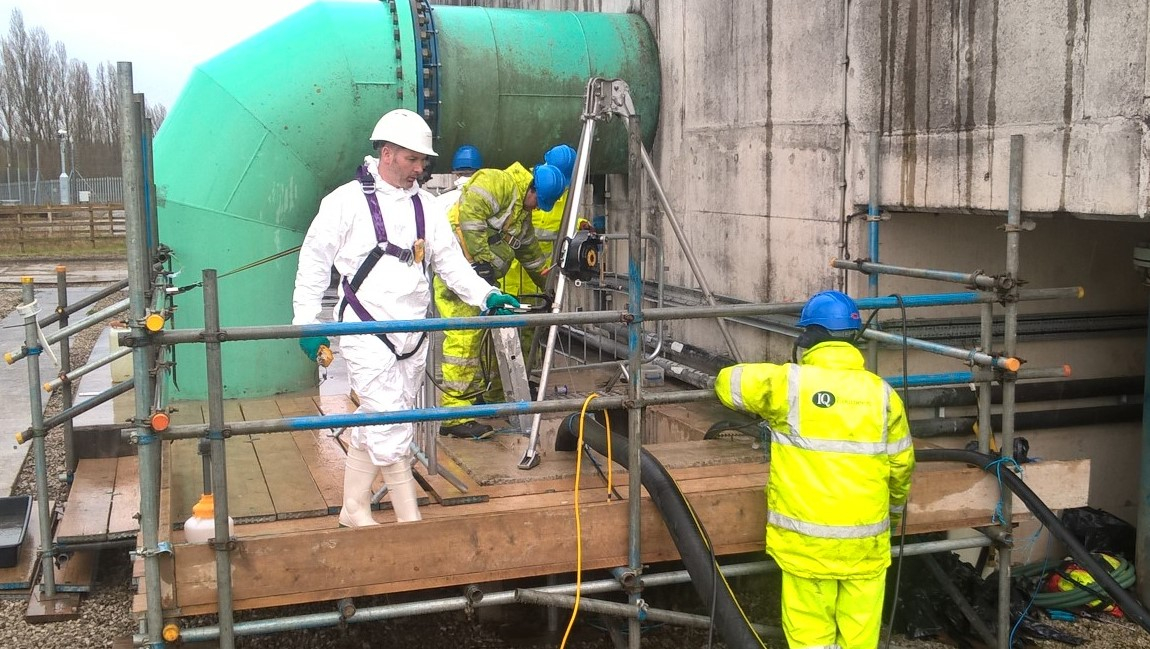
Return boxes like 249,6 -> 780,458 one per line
338,446 -> 379,528
380,459 -> 422,523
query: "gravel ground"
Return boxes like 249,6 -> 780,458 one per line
0,283 -> 1147,648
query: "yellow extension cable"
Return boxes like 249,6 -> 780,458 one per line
559,393 -> 613,649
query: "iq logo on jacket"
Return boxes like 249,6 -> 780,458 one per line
811,391 -> 836,408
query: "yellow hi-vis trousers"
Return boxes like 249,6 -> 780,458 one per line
433,277 -> 502,424
780,570 -> 885,649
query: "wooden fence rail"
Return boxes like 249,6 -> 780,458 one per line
0,204 -> 125,251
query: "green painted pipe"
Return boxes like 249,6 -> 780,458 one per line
154,1 -> 659,398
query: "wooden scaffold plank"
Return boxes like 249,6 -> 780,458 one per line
56,458 -> 118,544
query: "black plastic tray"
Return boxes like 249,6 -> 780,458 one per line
0,495 -> 32,568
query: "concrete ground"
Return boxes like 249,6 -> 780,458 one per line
0,260 -> 128,496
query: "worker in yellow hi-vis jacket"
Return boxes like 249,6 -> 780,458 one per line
713,290 -> 915,649
432,161 -> 568,439
500,144 -> 579,302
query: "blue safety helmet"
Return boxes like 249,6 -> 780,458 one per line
543,144 -> 577,181
797,290 -> 862,332
451,145 -> 483,173
532,163 -> 568,212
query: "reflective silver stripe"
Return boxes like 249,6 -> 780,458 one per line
443,379 -> 473,391
467,184 -> 501,216
442,354 -> 480,367
522,256 -> 546,270
769,510 -> 890,538
481,185 -> 517,230
772,430 -> 889,455
727,366 -> 746,410
535,227 -> 559,241
490,257 -> 511,274
786,364 -> 802,434
887,434 -> 912,455
459,221 -> 487,232
890,503 -> 906,515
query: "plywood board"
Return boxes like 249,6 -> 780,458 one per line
219,435 -> 276,524
169,434 -> 277,526
56,457 -> 117,543
412,470 -> 488,506
54,549 -> 96,593
291,430 -> 346,515
107,455 -> 140,540
168,438 -> 204,529
276,395 -> 323,418
167,402 -> 205,427
239,400 -> 327,520
25,588 -> 80,623
252,432 -> 328,520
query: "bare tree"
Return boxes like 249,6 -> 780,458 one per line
0,8 -> 167,179
93,61 -> 118,145
147,103 -> 166,130
67,59 -> 96,143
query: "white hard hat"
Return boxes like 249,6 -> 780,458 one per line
369,109 -> 438,157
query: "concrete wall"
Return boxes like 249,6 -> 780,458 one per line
850,0 -> 1150,218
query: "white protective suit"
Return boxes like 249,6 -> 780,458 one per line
293,157 -> 495,466
433,174 -> 468,213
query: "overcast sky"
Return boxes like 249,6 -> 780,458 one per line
0,1 -> 370,108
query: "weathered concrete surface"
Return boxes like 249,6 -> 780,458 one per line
849,0 -> 1150,217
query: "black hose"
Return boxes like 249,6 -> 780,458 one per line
557,413 -> 769,649
918,448 -> 1150,634
910,403 -> 1142,438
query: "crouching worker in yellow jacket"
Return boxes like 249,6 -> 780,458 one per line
432,161 -> 568,439
713,290 -> 915,649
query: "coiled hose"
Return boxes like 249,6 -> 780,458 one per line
919,448 -> 1150,634
1014,553 -> 1136,610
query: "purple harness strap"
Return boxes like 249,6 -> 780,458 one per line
338,165 -> 428,361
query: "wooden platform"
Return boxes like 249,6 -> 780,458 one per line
114,386 -> 1091,619
33,375 -> 1092,622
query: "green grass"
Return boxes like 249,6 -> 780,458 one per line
0,239 -> 126,260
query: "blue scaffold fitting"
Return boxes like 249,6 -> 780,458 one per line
25,346 -> 41,356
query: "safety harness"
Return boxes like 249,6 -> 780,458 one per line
337,165 -> 428,361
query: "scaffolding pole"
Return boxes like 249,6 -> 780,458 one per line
118,61 -> 164,649
996,134 -> 1025,649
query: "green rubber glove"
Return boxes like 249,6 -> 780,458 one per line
483,291 -> 521,316
299,336 -> 330,361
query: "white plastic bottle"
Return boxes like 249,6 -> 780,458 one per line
183,493 -> 235,544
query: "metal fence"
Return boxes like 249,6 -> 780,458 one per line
0,176 -> 124,206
